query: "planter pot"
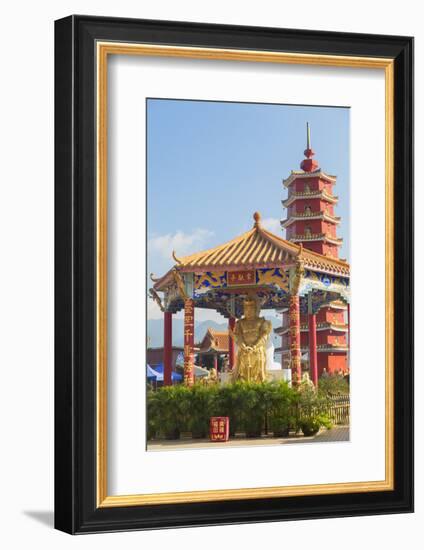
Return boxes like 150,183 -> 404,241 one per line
147,429 -> 156,441
301,423 -> 320,437
191,430 -> 207,439
164,428 -> 180,440
272,427 -> 290,438
245,430 -> 262,438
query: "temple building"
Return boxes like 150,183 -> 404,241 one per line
275,124 -> 349,375
196,328 -> 230,372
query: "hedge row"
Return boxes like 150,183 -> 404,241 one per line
147,380 -> 335,440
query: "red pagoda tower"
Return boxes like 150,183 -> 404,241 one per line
277,123 -> 349,376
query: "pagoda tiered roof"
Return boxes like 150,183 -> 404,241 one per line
277,344 -> 349,354
153,212 -> 350,292
275,322 -> 348,336
282,169 -> 337,188
289,233 -> 343,246
281,210 -> 341,228
282,189 -> 339,207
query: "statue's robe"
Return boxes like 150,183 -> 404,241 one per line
233,317 -> 272,383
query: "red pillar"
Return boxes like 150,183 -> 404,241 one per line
213,354 -> 218,372
347,303 -> 350,348
163,311 -> 172,386
280,312 -> 285,368
347,302 -> 350,370
228,317 -> 236,369
183,298 -> 195,386
308,313 -> 318,386
289,295 -> 301,385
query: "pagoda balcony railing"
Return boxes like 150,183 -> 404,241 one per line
282,189 -> 339,207
301,322 -> 348,331
281,210 -> 341,226
290,233 -> 343,244
275,321 -> 348,335
300,343 -> 349,352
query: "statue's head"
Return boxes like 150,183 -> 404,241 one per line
243,297 -> 259,320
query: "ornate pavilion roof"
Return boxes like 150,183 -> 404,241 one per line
153,212 -> 349,292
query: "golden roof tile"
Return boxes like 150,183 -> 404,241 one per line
153,213 -> 349,290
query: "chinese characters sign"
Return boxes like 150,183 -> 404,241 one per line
183,298 -> 195,386
227,270 -> 255,286
210,416 -> 229,442
289,294 -> 301,384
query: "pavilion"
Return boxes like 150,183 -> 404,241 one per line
150,211 -> 350,387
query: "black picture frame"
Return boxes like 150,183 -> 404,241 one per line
55,15 -> 414,534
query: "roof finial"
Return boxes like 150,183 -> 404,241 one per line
253,211 -> 261,227
300,122 -> 319,172
306,121 -> 311,150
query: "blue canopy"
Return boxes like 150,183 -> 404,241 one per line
147,364 -> 160,380
146,364 -> 182,382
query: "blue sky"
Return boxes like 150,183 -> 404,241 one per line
147,99 -> 350,320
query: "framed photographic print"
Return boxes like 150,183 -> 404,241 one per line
54,15 -> 414,533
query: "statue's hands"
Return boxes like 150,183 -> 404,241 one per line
241,343 -> 254,352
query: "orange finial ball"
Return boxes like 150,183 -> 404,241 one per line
253,211 -> 261,225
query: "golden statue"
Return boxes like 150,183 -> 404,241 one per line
232,297 -> 272,382
201,367 -> 218,386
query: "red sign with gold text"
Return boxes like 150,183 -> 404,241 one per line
183,298 -> 194,386
227,270 -> 256,286
210,416 -> 230,442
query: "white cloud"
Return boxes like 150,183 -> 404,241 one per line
147,297 -> 163,320
261,217 -> 282,235
148,228 -> 214,263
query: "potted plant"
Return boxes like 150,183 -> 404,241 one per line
268,381 -> 294,437
238,382 -> 265,438
188,384 -> 215,438
152,385 -> 190,439
300,413 -> 332,436
296,384 -> 333,437
212,383 -> 240,437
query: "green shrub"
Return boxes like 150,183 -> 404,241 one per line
147,379 -> 339,441
236,382 -> 267,437
149,385 -> 191,439
318,374 -> 349,397
300,413 -> 332,436
211,382 -> 242,436
267,381 -> 296,437
295,385 -> 333,436
188,384 -> 217,438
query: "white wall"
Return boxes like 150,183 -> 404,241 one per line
0,1 -> 420,548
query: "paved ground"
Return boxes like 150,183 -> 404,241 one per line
147,426 -> 350,451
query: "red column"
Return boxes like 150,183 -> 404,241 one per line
289,295 -> 301,385
183,298 -> 195,386
347,302 -> 350,370
347,303 -> 350,348
213,354 -> 218,372
228,317 -> 236,369
280,312 -> 285,368
163,311 -> 173,386
308,313 -> 318,386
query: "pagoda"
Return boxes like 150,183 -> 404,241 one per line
276,124 -> 349,376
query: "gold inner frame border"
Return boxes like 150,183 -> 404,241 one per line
96,42 -> 394,508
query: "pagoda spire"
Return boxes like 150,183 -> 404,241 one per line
300,122 -> 319,172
